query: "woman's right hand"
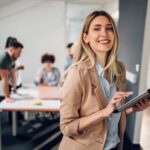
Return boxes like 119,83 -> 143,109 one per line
104,91 -> 133,117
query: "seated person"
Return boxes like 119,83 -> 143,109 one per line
35,53 -> 60,86
34,53 -> 61,120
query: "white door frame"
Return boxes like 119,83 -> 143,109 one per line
133,0 -> 150,144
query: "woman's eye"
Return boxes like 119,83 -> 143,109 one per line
106,27 -> 113,31
93,28 -> 101,31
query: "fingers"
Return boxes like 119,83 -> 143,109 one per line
113,91 -> 133,101
111,91 -> 133,107
135,99 -> 149,110
116,91 -> 133,99
5,98 -> 15,103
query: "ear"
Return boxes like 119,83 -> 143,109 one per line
83,33 -> 89,43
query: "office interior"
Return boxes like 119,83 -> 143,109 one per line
0,0 -> 150,150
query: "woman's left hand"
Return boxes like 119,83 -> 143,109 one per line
132,98 -> 150,112
126,98 -> 150,114
133,98 -> 150,112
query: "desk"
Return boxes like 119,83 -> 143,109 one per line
0,84 -> 60,150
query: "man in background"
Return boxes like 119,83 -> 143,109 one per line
0,41 -> 23,102
64,42 -> 74,70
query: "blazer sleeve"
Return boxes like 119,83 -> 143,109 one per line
60,66 -> 83,137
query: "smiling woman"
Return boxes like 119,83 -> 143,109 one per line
58,10 -> 149,150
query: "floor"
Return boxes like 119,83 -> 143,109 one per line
140,107 -> 150,150
1,110 -> 149,150
1,112 -> 62,150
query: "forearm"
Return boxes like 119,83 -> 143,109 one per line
10,68 -> 17,90
78,108 -> 107,133
11,73 -> 16,90
2,79 -> 10,98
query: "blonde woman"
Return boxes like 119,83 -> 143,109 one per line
59,11 -> 149,150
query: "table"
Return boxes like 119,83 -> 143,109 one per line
0,84 -> 60,150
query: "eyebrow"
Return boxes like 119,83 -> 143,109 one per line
94,24 -> 112,27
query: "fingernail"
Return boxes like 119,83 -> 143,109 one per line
125,92 -> 133,97
127,91 -> 133,95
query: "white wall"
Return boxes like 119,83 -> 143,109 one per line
136,0 -> 150,144
66,1 -> 119,43
0,1 -> 66,83
66,3 -> 102,43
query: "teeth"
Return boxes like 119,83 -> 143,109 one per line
98,40 -> 110,44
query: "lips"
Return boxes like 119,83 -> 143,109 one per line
98,39 -> 110,44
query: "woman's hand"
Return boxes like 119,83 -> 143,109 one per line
127,98 -> 150,114
103,91 -> 133,117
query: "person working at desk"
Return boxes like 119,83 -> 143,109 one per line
34,52 -> 61,120
0,41 -> 23,102
35,52 -> 60,86
59,11 -> 149,150
5,36 -> 24,91
4,37 -> 25,123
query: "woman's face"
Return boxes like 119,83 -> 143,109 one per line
83,15 -> 115,54
44,61 -> 52,71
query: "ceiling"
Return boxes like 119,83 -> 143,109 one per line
0,0 -> 118,9
0,0 -> 18,8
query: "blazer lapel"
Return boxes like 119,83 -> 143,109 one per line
88,67 -> 107,108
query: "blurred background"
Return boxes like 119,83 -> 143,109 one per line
0,0 -> 150,149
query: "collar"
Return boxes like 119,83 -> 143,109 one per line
95,61 -> 104,77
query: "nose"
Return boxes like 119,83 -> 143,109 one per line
100,28 -> 108,37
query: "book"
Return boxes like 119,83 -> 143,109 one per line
114,88 -> 150,112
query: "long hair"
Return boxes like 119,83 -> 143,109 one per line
73,10 -> 124,85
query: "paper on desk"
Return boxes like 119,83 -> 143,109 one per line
17,88 -> 38,98
10,93 -> 33,100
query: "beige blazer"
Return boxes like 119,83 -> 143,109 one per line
59,61 -> 126,150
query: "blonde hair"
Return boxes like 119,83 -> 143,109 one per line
73,10 -> 125,86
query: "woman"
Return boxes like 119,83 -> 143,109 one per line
35,53 -> 60,86
59,11 -> 149,150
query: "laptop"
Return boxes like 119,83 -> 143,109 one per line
38,85 -> 60,100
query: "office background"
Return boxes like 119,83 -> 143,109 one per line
0,0 -> 150,149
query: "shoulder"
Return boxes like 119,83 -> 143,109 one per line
52,67 -> 60,72
66,63 -> 89,78
0,52 -> 6,62
0,52 -> 11,69
61,63 -> 88,86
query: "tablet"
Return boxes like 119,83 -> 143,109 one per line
114,88 -> 150,112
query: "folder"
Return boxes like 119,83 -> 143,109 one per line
114,88 -> 150,112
